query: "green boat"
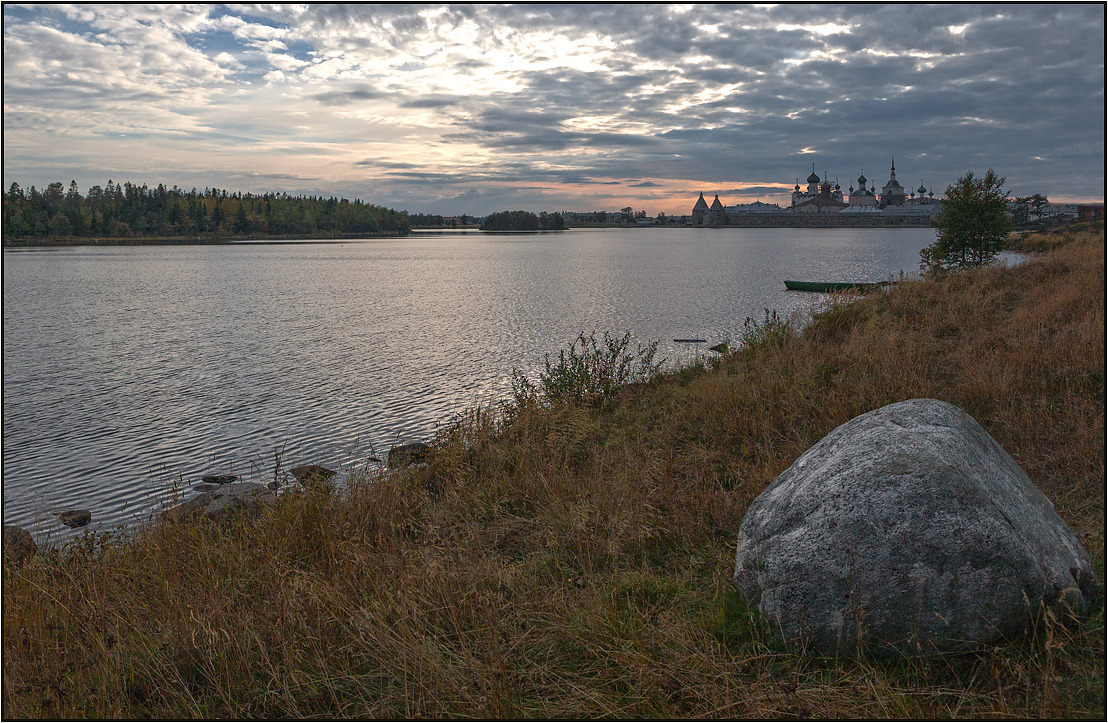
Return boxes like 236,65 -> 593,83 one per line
784,280 -> 888,293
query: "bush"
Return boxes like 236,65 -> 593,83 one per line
511,331 -> 663,407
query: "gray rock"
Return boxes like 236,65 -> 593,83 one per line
388,442 -> 430,468
57,510 -> 92,528
3,526 -> 37,568
161,482 -> 275,524
201,474 -> 238,485
733,398 -> 1097,657
289,464 -> 336,486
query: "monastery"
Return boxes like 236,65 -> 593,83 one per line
692,156 -> 941,226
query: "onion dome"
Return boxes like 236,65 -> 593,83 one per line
835,181 -> 841,191
858,170 -> 867,186
918,181 -> 927,195
794,179 -> 801,191
806,164 -> 820,184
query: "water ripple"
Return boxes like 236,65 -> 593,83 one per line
4,228 -> 936,543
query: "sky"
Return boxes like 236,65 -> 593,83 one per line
3,3 -> 1105,216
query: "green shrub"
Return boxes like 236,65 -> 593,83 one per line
511,331 -> 663,407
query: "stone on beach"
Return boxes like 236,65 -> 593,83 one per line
388,442 -> 430,468
733,398 -> 1098,656
161,483 -> 275,524
3,526 -> 37,568
290,464 -> 337,486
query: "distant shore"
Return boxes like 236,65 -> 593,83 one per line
2,230 -> 413,248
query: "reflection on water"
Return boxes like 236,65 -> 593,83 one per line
3,227 -> 937,540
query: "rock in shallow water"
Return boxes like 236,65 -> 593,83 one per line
57,510 -> 92,528
290,464 -> 336,486
161,483 -> 275,524
733,398 -> 1097,657
388,442 -> 430,468
201,474 -> 238,485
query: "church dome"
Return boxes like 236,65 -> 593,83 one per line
806,170 -> 821,184
858,171 -> 867,185
918,182 -> 927,195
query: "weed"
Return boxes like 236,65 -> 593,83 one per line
511,331 -> 664,408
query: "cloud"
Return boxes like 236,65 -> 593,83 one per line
2,3 -> 1103,214
309,85 -> 386,105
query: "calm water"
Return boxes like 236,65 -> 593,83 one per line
4,226 -> 937,540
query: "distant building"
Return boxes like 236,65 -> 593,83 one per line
559,210 -> 623,224
790,164 -> 844,208
691,192 -> 730,226
690,156 -> 942,221
1077,204 -> 1105,220
725,200 -> 783,213
847,170 -> 878,207
879,156 -> 907,207
792,173 -> 848,213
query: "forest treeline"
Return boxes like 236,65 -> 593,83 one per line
480,210 -> 565,231
2,180 -> 410,241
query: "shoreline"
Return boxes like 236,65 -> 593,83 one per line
2,230 -> 412,248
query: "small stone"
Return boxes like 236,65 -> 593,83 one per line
387,442 -> 430,468
201,474 -> 238,485
3,526 -> 37,568
161,483 -> 275,524
57,510 -> 92,528
289,464 -> 337,486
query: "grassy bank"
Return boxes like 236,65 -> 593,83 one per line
3,230 -> 1104,718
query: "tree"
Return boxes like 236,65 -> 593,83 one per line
1029,193 -> 1049,221
921,169 -> 1011,271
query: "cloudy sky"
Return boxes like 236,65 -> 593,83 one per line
3,3 -> 1104,215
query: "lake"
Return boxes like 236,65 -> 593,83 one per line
3,226 -> 938,541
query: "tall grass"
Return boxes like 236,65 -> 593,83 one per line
3,230 -> 1104,718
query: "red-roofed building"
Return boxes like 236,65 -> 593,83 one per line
1076,204 -> 1105,220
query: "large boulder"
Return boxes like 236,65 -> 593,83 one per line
733,398 -> 1097,657
3,526 -> 37,569
161,482 -> 275,524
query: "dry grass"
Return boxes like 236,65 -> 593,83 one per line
4,230 -> 1105,718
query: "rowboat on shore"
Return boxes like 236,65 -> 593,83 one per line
784,280 -> 889,293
